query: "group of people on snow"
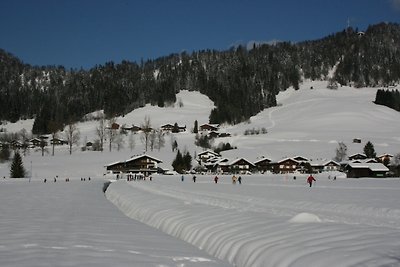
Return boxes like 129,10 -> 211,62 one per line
180,173 -> 325,188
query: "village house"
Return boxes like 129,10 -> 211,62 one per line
272,158 -> 301,173
309,160 -> 341,173
105,154 -> 162,177
160,124 -> 174,132
229,158 -> 256,174
292,156 -> 309,162
254,157 -> 272,173
215,158 -> 255,174
30,138 -> 47,147
377,153 -> 393,164
50,138 -> 68,145
107,122 -> 120,130
346,162 -> 389,178
211,158 -> 229,173
348,153 -> 367,161
160,123 -> 186,133
208,131 -> 219,139
197,150 -> 220,164
323,160 -> 341,172
199,123 -> 219,132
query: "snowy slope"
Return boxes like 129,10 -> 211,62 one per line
1,82 -> 400,267
2,81 -> 400,179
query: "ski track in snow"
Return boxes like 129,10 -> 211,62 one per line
106,178 -> 400,267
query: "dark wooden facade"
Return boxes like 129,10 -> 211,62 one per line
106,154 -> 162,176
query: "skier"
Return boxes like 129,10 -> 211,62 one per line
232,175 -> 237,184
307,174 -> 316,187
181,175 -> 184,182
238,176 -> 242,184
214,176 -> 219,184
192,175 -> 196,183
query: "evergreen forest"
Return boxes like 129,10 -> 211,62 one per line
1,22 -> 400,134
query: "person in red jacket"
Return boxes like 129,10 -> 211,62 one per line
307,174 -> 316,187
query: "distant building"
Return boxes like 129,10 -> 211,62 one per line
105,154 -> 163,176
254,157 -> 272,173
348,153 -> 367,161
346,162 -> 388,178
199,123 -> 219,132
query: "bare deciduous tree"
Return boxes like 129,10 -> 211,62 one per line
149,130 -> 156,151
96,114 -> 106,152
140,116 -> 152,152
156,130 -> 165,151
64,123 -> 80,155
115,132 -> 125,151
128,132 -> 135,151
107,118 -> 117,152
48,120 -> 62,156
334,142 -> 347,162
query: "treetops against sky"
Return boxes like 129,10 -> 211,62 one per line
0,0 -> 399,69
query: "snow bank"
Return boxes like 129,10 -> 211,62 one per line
106,177 -> 400,267
288,212 -> 322,223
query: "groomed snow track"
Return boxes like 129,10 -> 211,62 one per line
106,179 -> 400,267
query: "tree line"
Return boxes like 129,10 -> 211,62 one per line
375,89 -> 400,111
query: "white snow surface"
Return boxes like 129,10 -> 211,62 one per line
106,175 -> 400,267
0,179 -> 230,267
1,81 -> 400,266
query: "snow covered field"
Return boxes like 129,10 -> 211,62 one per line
0,178 -> 230,267
106,174 -> 400,267
1,81 -> 400,266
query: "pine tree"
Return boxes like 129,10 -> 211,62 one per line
172,150 -> 184,173
193,120 -> 198,134
183,151 -> 192,171
10,151 -> 26,178
364,141 -> 376,158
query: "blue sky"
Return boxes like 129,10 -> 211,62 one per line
0,0 -> 399,69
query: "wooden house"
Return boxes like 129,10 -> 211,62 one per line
199,123 -> 219,132
377,153 -> 393,164
292,156 -> 309,162
105,154 -> 162,176
160,123 -> 186,133
346,163 -> 388,178
273,158 -> 301,173
229,158 -> 256,174
348,153 -> 367,161
50,138 -> 68,145
254,157 -> 272,173
160,124 -> 174,132
323,160 -> 340,172
218,133 -> 231,138
208,131 -> 219,138
309,160 -> 340,173
107,122 -> 120,130
197,150 -> 220,164
30,138 -> 47,147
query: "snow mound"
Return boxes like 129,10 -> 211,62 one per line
106,178 -> 400,267
288,212 -> 322,223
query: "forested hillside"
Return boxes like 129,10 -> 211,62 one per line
1,22 -> 399,134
